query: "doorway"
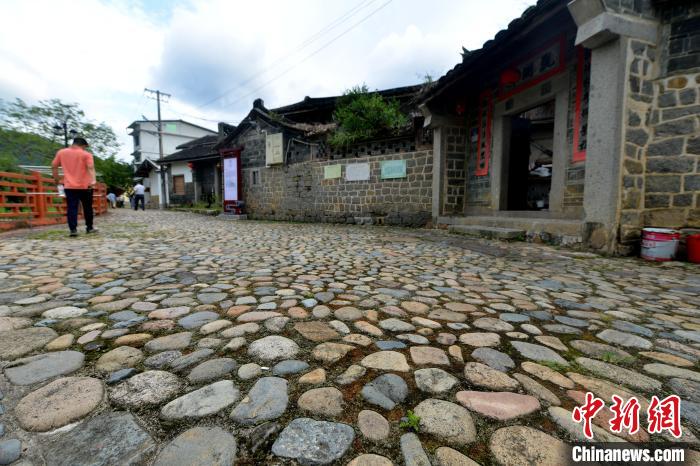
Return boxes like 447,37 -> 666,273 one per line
505,100 -> 555,211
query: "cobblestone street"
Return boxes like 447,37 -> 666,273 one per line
1,209 -> 699,465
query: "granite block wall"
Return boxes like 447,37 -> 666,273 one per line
242,150 -> 433,226
619,35 -> 700,252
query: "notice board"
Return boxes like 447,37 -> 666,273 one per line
324,164 -> 341,179
345,163 -> 370,181
380,160 -> 406,179
221,149 -> 243,214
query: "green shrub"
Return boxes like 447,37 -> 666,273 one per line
329,85 -> 408,147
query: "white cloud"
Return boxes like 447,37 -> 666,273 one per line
0,0 -> 535,161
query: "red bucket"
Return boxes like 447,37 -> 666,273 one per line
688,234 -> 700,264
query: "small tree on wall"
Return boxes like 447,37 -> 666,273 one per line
329,85 -> 408,147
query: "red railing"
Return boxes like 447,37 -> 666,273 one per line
0,171 -> 108,231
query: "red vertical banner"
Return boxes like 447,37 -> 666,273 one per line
573,46 -> 590,163
475,90 -> 493,177
221,148 -> 243,214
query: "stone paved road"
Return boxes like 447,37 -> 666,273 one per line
1,209 -> 700,465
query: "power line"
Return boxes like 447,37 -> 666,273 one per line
196,0 -> 380,110
212,0 -> 393,110
164,104 -> 236,125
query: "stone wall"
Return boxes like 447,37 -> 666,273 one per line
619,34 -> 700,253
242,150 -> 433,226
327,130 -> 430,159
239,127 -> 270,169
618,38 -> 659,251
643,71 -> 699,228
602,0 -> 655,20
660,2 -> 700,74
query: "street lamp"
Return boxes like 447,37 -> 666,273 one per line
53,121 -> 78,147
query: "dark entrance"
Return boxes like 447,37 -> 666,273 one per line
506,100 -> 555,211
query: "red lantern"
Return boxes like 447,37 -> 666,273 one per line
187,162 -> 194,170
455,102 -> 466,115
500,68 -> 521,86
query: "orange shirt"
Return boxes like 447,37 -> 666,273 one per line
51,147 -> 94,189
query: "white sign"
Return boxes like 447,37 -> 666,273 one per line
265,133 -> 283,165
345,163 -> 370,181
223,157 -> 239,201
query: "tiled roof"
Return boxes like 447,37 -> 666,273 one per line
421,0 -> 568,103
161,135 -> 219,163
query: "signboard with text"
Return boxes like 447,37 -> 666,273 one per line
380,160 -> 406,179
221,149 -> 242,214
324,164 -> 341,179
346,163 -> 370,181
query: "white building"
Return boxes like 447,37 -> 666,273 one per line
129,119 -> 216,206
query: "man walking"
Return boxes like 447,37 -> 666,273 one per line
133,182 -> 146,211
52,137 -> 97,237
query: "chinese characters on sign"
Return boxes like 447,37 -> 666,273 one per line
345,163 -> 370,181
572,392 -> 682,439
380,160 -> 406,179
323,164 -> 341,180
223,157 -> 239,202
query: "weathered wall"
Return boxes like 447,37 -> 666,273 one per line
242,150 -> 433,226
643,71 -> 699,228
618,38 -> 659,251
462,37 -> 587,215
660,2 -> 700,74
618,11 -> 700,253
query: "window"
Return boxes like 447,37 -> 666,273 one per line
133,133 -> 140,148
251,169 -> 260,186
173,175 -> 185,195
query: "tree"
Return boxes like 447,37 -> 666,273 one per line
0,98 -> 132,190
94,155 -> 134,190
0,127 -> 60,169
329,84 -> 409,147
0,98 -> 121,158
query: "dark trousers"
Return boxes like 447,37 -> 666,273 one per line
65,188 -> 93,232
134,194 -> 145,210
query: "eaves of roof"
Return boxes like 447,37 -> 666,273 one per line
421,0 -> 568,104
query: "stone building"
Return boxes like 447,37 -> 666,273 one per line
214,86 -> 435,226
422,0 -> 700,254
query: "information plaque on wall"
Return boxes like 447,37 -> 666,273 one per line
223,157 -> 239,201
221,149 -> 243,214
380,160 -> 406,179
345,163 -> 370,181
324,164 -> 341,179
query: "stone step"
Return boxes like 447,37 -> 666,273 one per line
438,213 -> 582,237
448,225 -> 525,240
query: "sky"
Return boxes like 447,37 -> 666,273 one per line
0,0 -> 534,161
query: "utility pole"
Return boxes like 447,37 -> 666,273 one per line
144,88 -> 171,209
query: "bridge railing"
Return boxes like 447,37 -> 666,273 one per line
0,170 -> 107,231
